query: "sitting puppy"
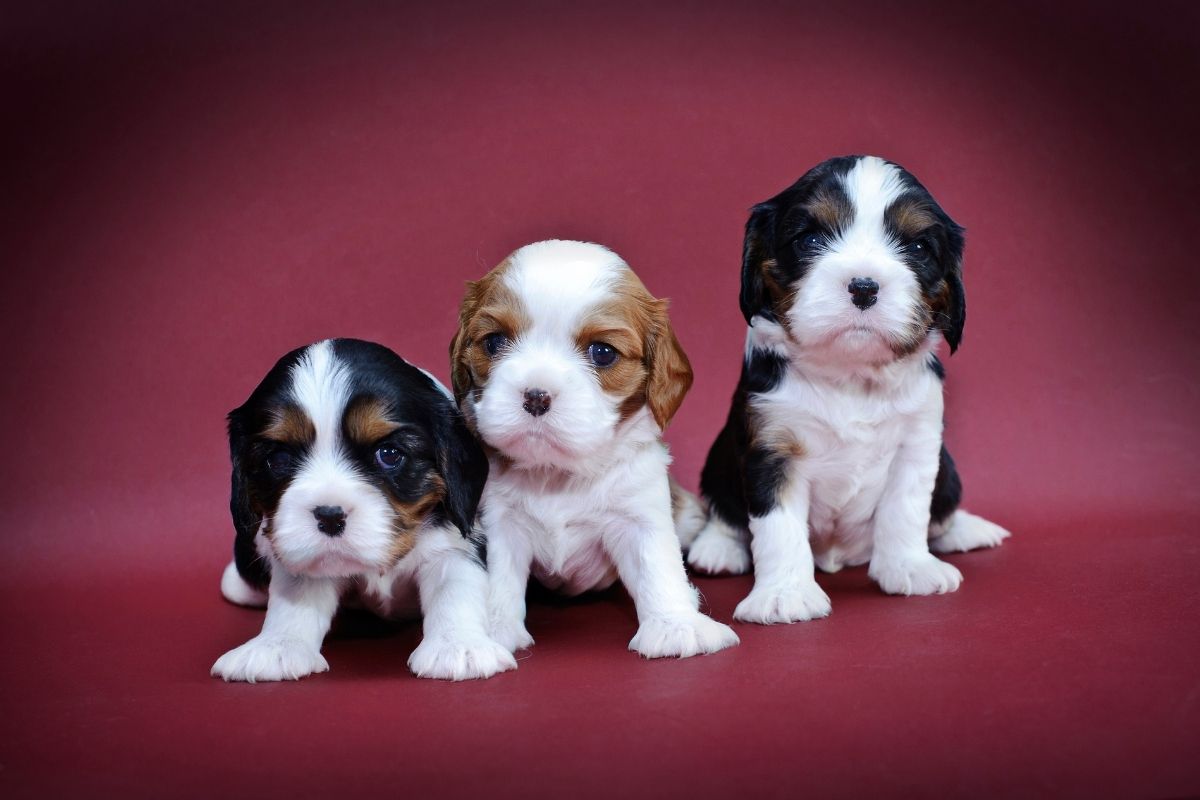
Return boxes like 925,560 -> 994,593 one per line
212,338 -> 515,681
685,156 -> 1010,624
450,240 -> 739,658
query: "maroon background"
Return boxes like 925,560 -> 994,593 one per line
2,1 -> 1198,797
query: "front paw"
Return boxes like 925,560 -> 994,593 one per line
687,529 -> 751,576
211,636 -> 329,683
628,613 -> 739,658
489,618 -> 534,653
733,580 -> 832,624
408,635 -> 517,681
870,553 -> 963,596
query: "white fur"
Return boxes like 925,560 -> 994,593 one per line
689,158 -> 1009,622
470,241 -> 738,658
213,340 -> 514,682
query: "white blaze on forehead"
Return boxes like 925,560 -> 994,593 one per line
839,156 -> 907,247
503,240 -> 625,341
288,339 -> 353,459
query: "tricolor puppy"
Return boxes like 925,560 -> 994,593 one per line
685,156 -> 1010,624
451,240 -> 738,658
212,338 -> 515,681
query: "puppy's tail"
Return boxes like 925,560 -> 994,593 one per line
670,478 -> 708,550
929,510 -> 1011,553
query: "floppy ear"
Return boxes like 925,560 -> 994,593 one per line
448,280 -> 480,406
645,300 -> 694,429
739,201 -> 779,324
227,410 -> 270,589
938,223 -> 967,353
435,406 -> 490,537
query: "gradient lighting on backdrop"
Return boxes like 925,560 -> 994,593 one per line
2,1 -> 1197,797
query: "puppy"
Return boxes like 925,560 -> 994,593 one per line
450,240 -> 739,658
686,156 -> 1010,624
212,338 -> 515,681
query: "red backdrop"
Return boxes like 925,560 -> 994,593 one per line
2,1 -> 1197,797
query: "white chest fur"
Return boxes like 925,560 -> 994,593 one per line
752,358 -> 943,568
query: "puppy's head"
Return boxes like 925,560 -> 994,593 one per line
227,339 -> 487,579
450,240 -> 692,470
740,155 -> 966,363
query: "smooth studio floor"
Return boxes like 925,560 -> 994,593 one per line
2,2 -> 1197,798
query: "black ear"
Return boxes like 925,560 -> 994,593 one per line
228,409 -> 270,589
739,201 -> 778,324
940,222 -> 967,353
435,406 -> 489,537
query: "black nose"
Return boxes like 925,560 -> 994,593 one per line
523,388 -> 551,417
848,277 -> 880,309
312,506 -> 346,536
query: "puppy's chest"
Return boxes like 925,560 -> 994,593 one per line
760,383 -> 913,526
508,490 -> 618,595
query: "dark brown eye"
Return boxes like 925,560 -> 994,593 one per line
482,332 -> 509,358
799,232 -> 826,251
265,449 -> 295,475
375,446 -> 405,470
587,342 -> 618,368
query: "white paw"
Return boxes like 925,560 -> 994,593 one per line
219,560 -> 268,608
870,553 -> 963,596
211,636 -> 329,683
489,618 -> 535,653
408,635 -> 517,681
629,613 -> 740,658
930,510 -> 1011,553
686,523 -> 751,576
733,580 -> 832,624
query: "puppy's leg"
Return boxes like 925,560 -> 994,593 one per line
670,478 -> 708,549
733,488 -> 832,624
220,560 -> 268,608
484,514 -> 535,653
408,535 -> 517,681
606,505 -> 739,658
686,515 -> 752,576
869,423 -> 963,596
929,510 -> 1011,553
211,565 -> 339,682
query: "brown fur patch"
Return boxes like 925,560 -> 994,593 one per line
262,405 -> 315,447
449,257 -> 529,414
581,269 -> 693,427
344,397 -> 400,445
384,474 -> 446,566
804,188 -> 854,232
886,198 -> 938,239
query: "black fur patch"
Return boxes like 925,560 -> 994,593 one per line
930,445 -> 962,525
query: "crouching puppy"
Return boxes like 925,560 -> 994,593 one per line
451,240 -> 739,658
688,156 -> 1010,624
212,338 -> 515,681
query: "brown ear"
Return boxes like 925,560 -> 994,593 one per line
448,280 -> 479,405
645,300 -> 693,429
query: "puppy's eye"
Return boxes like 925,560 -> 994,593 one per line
905,240 -> 927,256
798,233 -> 825,251
482,332 -> 510,358
375,446 -> 405,470
587,342 -> 618,368
265,449 -> 295,475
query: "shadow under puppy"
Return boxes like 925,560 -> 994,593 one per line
451,240 -> 738,658
213,338 -> 515,681
686,156 -> 1010,624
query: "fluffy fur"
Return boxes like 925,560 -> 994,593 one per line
688,156 -> 1010,624
451,240 -> 738,658
212,338 -> 515,681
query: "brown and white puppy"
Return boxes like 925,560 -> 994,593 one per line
686,156 -> 1010,625
451,240 -> 738,658
212,338 -> 515,681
